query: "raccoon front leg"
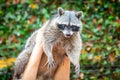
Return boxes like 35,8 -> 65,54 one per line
67,51 -> 80,78
43,41 -> 55,70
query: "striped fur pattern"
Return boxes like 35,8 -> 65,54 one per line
13,7 -> 83,80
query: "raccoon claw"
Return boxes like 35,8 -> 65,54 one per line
48,61 -> 56,70
44,58 -> 56,70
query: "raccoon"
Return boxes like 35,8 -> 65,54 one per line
13,7 -> 83,80
41,7 -> 82,77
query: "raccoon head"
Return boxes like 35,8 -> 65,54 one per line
55,7 -> 82,38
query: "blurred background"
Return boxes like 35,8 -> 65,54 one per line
0,0 -> 120,80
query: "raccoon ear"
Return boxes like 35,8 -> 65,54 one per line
58,7 -> 64,16
76,11 -> 82,19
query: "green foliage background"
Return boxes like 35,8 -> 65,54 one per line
0,0 -> 120,80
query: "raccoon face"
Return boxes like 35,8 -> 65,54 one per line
56,7 -> 82,38
57,24 -> 80,38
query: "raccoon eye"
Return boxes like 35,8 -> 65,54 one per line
72,26 -> 80,32
57,24 -> 65,30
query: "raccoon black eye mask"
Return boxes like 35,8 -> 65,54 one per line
57,24 -> 65,30
71,25 -> 80,32
57,24 -> 80,32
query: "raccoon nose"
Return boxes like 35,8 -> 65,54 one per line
66,34 -> 71,36
65,34 -> 71,38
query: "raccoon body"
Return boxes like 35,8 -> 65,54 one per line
13,7 -> 83,80
41,7 -> 82,78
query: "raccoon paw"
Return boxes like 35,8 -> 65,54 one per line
44,58 -> 56,70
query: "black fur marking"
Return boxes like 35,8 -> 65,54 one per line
71,25 -> 80,32
68,13 -> 71,26
57,24 -> 65,30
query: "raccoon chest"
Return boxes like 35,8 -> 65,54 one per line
55,38 -> 74,53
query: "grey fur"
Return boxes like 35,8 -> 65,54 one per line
13,7 -> 83,80
13,31 -> 37,79
39,7 -> 83,78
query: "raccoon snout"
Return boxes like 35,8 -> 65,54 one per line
66,34 -> 71,36
65,34 -> 71,38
